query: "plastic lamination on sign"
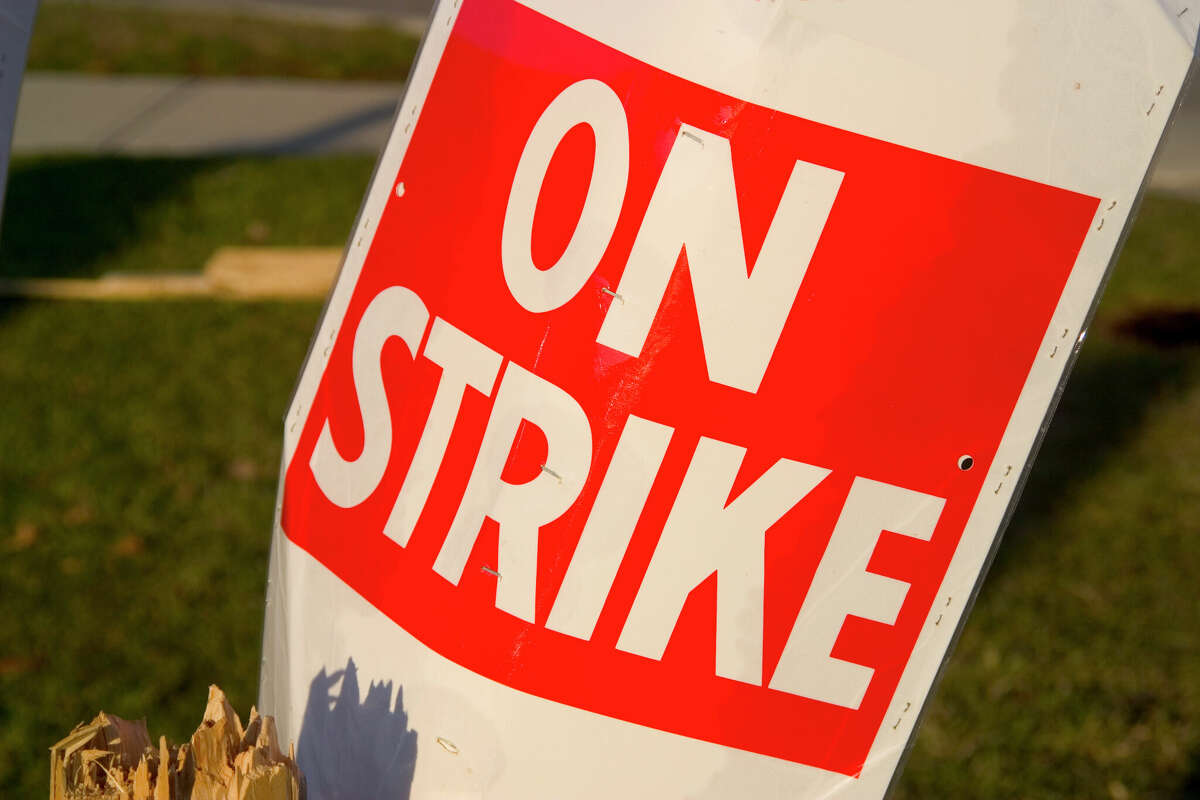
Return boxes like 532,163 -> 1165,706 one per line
260,0 -> 1197,797
280,0 -> 1096,776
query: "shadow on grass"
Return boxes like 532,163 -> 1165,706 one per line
0,156 -> 215,280
1115,307 -> 1200,348
0,152 -> 373,323
1179,741 -> 1200,799
989,336 -> 1193,577
1181,766 -> 1200,799
296,659 -> 418,800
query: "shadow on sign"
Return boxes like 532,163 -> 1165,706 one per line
296,658 -> 419,800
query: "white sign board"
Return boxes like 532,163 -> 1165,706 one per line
261,1 -> 1198,797
0,0 -> 36,225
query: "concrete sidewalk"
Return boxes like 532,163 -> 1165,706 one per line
1153,79 -> 1200,198
12,72 -> 402,156
10,69 -> 1200,198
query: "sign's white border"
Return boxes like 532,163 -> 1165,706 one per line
261,1 -> 1199,797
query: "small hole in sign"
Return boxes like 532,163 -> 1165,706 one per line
958,455 -> 974,471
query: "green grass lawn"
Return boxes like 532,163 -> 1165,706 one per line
894,196 -> 1200,799
28,3 -> 419,81
0,155 -> 376,278
0,154 -> 1197,797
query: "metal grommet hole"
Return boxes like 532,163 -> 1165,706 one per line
958,455 -> 974,471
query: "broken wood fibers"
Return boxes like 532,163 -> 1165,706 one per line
49,685 -> 304,800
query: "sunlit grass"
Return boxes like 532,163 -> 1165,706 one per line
29,3 -> 419,81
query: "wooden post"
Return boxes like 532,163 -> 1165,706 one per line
49,686 -> 304,799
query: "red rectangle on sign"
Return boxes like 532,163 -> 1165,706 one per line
281,0 -> 1098,776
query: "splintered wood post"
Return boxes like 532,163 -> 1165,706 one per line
190,686 -> 242,798
132,755 -> 152,800
155,737 -> 171,800
49,686 -> 304,800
